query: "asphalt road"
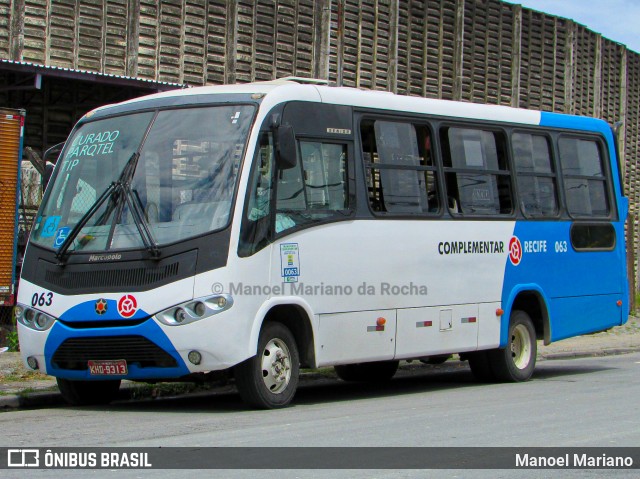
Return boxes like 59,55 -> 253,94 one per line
1,353 -> 639,478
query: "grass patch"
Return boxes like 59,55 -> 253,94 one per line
0,369 -> 51,383
16,385 -> 58,396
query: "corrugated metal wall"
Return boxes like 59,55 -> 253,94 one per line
0,0 -> 639,282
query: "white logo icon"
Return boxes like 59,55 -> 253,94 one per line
8,449 -> 40,467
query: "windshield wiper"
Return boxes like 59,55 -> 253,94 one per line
55,181 -> 117,261
125,188 -> 160,258
56,152 -> 160,262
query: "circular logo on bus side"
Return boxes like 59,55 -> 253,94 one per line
509,236 -> 522,266
117,294 -> 138,318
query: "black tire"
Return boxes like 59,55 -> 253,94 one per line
56,378 -> 121,406
466,351 -> 497,382
334,360 -> 399,382
488,310 -> 537,382
234,322 -> 300,409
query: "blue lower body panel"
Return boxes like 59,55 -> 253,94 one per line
44,319 -> 190,381
549,294 -> 623,342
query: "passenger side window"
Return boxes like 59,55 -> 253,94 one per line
275,141 -> 349,234
440,127 -> 512,215
361,120 -> 440,214
558,137 -> 610,217
512,133 -> 558,217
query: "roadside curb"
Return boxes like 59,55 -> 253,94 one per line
539,346 -> 640,361
0,383 -> 143,410
1,391 -> 65,409
2,346 -> 640,410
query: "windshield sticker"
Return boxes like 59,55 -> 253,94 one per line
40,216 -> 61,238
66,130 -> 120,160
53,226 -> 71,248
280,243 -> 300,283
59,158 -> 80,172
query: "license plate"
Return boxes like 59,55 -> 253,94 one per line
88,359 -> 128,376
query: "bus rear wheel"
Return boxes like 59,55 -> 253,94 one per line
234,322 -> 300,409
334,360 -> 399,382
489,310 -> 537,382
56,378 -> 121,406
466,351 -> 496,382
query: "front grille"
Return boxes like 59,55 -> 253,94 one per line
52,336 -> 178,371
44,262 -> 180,290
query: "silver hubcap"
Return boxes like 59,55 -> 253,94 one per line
261,337 -> 292,394
510,324 -> 532,370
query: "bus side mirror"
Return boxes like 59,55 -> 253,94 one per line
42,142 -> 65,186
276,125 -> 297,170
44,162 -> 55,187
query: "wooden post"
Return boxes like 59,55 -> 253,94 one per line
619,47 -> 628,188
126,0 -> 140,78
511,4 -> 522,108
453,0 -> 465,101
313,0 -> 331,80
225,0 -> 238,84
593,34 -> 602,118
9,0 -> 25,61
387,0 -> 399,93
564,21 -> 576,114
335,0 -> 345,87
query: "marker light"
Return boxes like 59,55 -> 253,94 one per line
35,313 -> 48,329
194,302 -> 206,317
174,308 -> 188,323
213,296 -> 227,309
188,350 -> 202,365
27,356 -> 39,370
24,309 -> 36,324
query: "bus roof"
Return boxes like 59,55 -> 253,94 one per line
89,78 -> 611,134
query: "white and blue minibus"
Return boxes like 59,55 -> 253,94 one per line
16,78 -> 629,408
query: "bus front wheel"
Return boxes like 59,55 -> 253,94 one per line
489,310 -> 537,382
234,322 -> 300,409
56,378 -> 121,406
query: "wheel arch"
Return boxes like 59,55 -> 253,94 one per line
501,285 -> 551,347
250,298 -> 317,368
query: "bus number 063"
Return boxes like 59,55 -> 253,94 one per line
555,241 -> 568,253
32,292 -> 54,307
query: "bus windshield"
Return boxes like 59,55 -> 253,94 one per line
30,105 -> 255,253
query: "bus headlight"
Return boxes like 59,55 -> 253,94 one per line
155,294 -> 234,326
15,303 -> 56,331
